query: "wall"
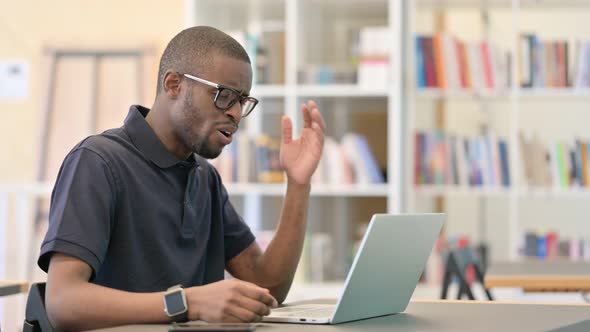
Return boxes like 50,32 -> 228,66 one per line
0,1 -> 184,330
0,0 -> 184,183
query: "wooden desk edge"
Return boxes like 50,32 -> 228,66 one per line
485,275 -> 590,291
412,298 -> 590,307
0,280 -> 29,294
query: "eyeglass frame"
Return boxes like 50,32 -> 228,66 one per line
181,73 -> 259,118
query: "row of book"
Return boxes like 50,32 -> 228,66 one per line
519,34 -> 590,88
414,131 -> 511,187
211,133 -> 385,185
312,134 -> 385,185
520,134 -> 590,188
415,33 -> 510,91
523,231 -> 590,261
211,134 -> 284,184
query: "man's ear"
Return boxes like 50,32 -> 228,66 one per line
163,71 -> 182,99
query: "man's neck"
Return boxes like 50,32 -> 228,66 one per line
146,102 -> 191,161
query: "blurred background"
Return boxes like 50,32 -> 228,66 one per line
2,0 -> 590,330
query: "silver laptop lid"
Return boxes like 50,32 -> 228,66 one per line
331,213 -> 444,324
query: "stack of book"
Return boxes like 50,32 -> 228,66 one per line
519,133 -> 590,189
312,134 -> 385,185
211,132 -> 384,185
518,34 -> 590,89
415,33 -> 510,91
210,133 -> 283,184
523,230 -> 590,261
414,131 -> 511,187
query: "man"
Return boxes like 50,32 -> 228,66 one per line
38,26 -> 325,331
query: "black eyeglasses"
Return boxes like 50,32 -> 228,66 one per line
183,73 -> 259,118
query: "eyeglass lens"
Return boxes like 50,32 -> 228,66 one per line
215,88 -> 256,116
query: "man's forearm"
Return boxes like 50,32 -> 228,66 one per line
254,181 -> 311,302
47,280 -> 169,331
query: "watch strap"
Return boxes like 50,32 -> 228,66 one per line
171,310 -> 188,323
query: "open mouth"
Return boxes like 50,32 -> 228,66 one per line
219,130 -> 232,138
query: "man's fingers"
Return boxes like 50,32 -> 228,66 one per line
306,100 -> 325,133
301,102 -> 312,128
224,304 -> 263,322
311,122 -> 324,146
261,290 -> 278,308
232,294 -> 272,316
311,106 -> 325,132
281,115 -> 293,145
236,282 -> 278,308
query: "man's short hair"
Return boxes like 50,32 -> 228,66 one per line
156,26 -> 251,95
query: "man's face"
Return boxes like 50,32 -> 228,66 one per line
172,55 -> 252,159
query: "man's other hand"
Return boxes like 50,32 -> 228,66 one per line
187,279 -> 279,322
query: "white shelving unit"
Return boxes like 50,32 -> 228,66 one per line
409,0 -> 590,261
186,0 -> 590,272
186,0 -> 404,279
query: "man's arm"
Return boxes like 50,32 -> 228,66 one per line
46,253 -> 168,331
47,253 -> 278,330
227,100 -> 325,303
227,182 -> 310,303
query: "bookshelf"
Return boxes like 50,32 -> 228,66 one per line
186,0 -> 590,281
409,0 -> 590,262
186,0 -> 403,281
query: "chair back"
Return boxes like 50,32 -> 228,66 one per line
23,282 -> 54,332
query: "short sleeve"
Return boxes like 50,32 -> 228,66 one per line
38,147 -> 118,279
219,184 -> 255,262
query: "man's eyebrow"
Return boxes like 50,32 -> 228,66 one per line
221,81 -> 250,96
221,81 -> 242,90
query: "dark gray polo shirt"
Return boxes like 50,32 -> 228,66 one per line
38,105 -> 255,292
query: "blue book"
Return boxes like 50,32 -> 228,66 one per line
498,140 -> 511,187
471,138 -> 483,186
415,36 -> 426,88
537,236 -> 546,259
355,135 -> 385,183
531,35 -> 545,87
483,137 -> 495,186
524,232 -> 538,257
463,139 -> 473,186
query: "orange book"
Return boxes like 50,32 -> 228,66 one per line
580,140 -> 589,186
457,40 -> 471,89
545,41 -> 554,87
556,42 -> 566,87
433,33 -> 447,89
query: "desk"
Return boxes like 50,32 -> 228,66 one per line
90,299 -> 590,332
0,280 -> 28,296
485,261 -> 590,292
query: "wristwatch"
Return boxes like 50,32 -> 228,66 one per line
163,284 -> 189,323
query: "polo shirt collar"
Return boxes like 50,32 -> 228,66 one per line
124,105 -> 197,169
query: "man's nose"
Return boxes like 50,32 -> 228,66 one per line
225,101 -> 243,124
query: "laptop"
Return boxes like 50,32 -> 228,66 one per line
263,213 -> 445,324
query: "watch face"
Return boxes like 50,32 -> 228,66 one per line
165,291 -> 186,314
